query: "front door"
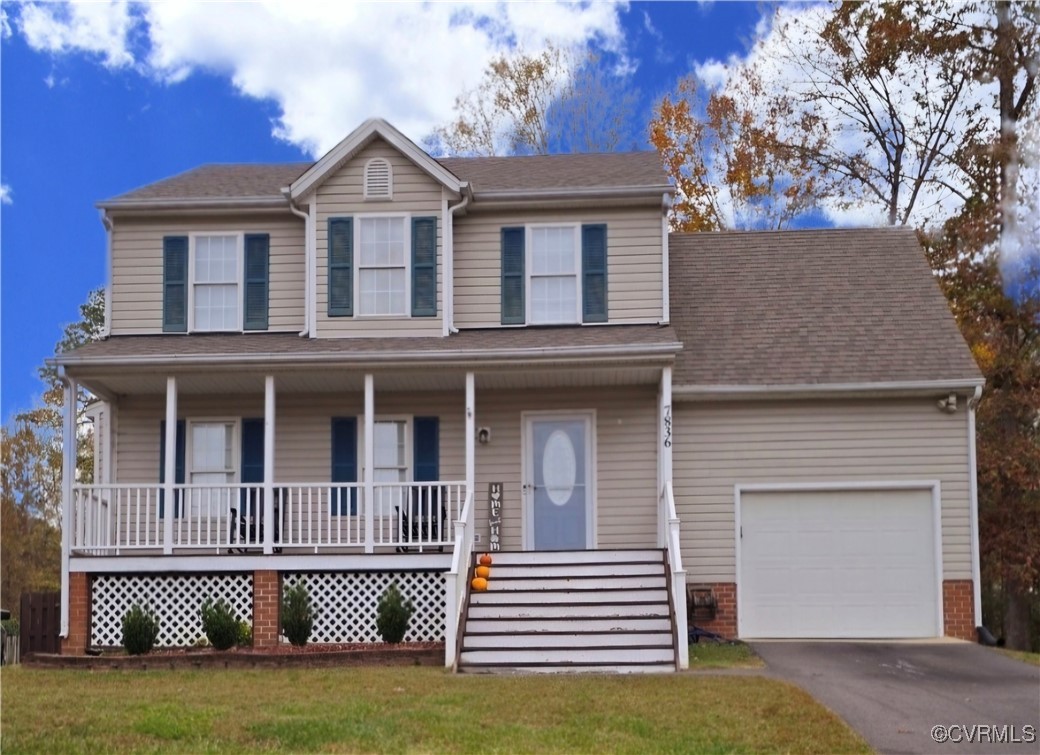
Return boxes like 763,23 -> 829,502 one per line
526,414 -> 592,550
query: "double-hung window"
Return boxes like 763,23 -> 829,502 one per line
528,226 -> 580,324
358,217 -> 408,316
193,235 -> 240,331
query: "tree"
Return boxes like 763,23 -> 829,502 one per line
431,44 -> 640,156
0,288 -> 105,617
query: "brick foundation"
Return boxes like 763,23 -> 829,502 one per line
943,579 -> 975,641
61,572 -> 91,655
689,582 -> 737,639
253,570 -> 281,648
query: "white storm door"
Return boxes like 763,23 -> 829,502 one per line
526,415 -> 592,551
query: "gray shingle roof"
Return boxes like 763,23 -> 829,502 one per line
668,227 -> 982,387
104,152 -> 667,204
58,325 -> 681,364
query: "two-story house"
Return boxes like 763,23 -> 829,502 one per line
56,118 -> 983,672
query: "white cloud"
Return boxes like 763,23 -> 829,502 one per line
1,183 -> 13,205
11,0 -> 628,157
693,59 -> 728,89
18,0 -> 136,69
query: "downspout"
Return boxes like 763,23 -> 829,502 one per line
285,194 -> 311,337
968,384 -> 983,630
661,193 -> 671,325
58,367 -> 74,639
446,187 -> 471,335
100,210 -> 113,338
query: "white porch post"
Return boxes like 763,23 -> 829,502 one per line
263,375 -> 276,555
465,372 -> 475,498
364,374 -> 375,554
59,372 -> 76,637
163,376 -> 178,555
658,366 -> 673,547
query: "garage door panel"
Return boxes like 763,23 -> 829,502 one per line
740,488 -> 939,638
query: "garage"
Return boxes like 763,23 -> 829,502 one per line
738,486 -> 941,638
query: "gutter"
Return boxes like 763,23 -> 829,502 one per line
54,341 -> 681,370
673,378 -> 987,400
471,184 -> 672,205
96,196 -> 289,211
968,384 -> 983,629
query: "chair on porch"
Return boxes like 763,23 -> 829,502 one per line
229,488 -> 284,554
395,486 -> 447,553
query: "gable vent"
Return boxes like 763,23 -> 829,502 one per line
364,158 -> 392,199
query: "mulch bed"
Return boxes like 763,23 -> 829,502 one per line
25,642 -> 446,670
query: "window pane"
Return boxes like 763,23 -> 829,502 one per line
195,284 -> 238,330
360,217 -> 406,267
195,235 -> 237,283
530,275 -> 578,324
191,423 -> 233,475
531,226 -> 575,275
374,421 -> 406,467
358,267 -> 406,315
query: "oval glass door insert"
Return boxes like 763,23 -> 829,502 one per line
543,429 -> 577,506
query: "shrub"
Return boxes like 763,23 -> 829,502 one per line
121,604 -> 160,655
237,620 -> 253,647
199,598 -> 240,650
376,583 -> 414,644
281,582 -> 315,647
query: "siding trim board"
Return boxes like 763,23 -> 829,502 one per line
733,480 -> 945,639
673,379 -> 986,400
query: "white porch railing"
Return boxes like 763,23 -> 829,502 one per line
661,481 -> 689,670
70,481 -> 465,555
443,488 -> 475,669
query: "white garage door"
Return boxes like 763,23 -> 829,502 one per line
739,488 -> 940,638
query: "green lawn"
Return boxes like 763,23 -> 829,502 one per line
1,666 -> 867,754
995,647 -> 1040,667
688,642 -> 765,669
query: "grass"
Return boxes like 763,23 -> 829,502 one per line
688,641 -> 765,669
0,666 -> 868,754
994,647 -> 1040,667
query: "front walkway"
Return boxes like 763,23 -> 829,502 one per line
752,641 -> 1040,755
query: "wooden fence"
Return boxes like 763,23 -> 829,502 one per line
20,592 -> 61,656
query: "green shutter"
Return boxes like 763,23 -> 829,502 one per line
582,224 -> 608,323
331,417 -> 358,515
328,217 -> 353,317
243,234 -> 270,330
500,227 -> 525,325
158,419 -> 185,517
162,236 -> 188,332
411,217 -> 437,317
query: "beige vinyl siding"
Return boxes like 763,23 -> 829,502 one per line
314,139 -> 444,337
453,206 -> 664,328
110,214 -> 305,335
673,398 -> 973,582
112,386 -> 658,550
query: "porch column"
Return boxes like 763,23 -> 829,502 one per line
163,376 -> 178,555
465,372 -> 475,499
658,366 -> 673,548
263,375 -> 276,555
364,374 -> 375,553
60,371 -> 77,638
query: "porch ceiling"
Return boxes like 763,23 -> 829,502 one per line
75,363 -> 666,398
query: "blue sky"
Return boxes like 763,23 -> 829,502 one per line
1,1 -> 767,422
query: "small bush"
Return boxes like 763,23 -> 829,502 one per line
237,620 -> 252,647
121,604 -> 160,655
281,582 -> 315,647
376,583 -> 414,644
199,598 -> 240,651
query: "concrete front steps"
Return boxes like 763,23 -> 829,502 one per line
458,549 -> 678,674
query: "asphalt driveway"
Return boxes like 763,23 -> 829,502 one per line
752,641 -> 1040,755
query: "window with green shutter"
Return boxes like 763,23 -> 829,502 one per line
581,224 -> 608,322
328,217 -> 354,317
411,217 -> 437,317
163,236 -> 188,332
501,227 -> 525,325
243,234 -> 270,330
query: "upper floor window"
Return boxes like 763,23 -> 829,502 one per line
193,235 -> 240,331
358,216 -> 407,315
364,158 -> 393,199
500,223 -> 607,326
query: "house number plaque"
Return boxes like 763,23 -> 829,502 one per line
488,483 -> 502,552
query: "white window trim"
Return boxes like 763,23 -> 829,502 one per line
354,213 -> 412,318
363,157 -> 394,200
358,415 -> 414,483
187,232 -> 245,333
525,222 -> 582,326
185,418 -> 241,485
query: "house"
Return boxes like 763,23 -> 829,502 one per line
55,118 -> 983,672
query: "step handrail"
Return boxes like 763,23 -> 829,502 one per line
662,481 -> 689,670
444,487 -> 475,668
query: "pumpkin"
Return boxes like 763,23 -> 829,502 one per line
475,565 -> 491,579
479,554 -> 493,567
471,577 -> 488,591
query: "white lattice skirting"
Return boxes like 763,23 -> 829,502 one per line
92,574 -> 253,647
284,572 -> 446,643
